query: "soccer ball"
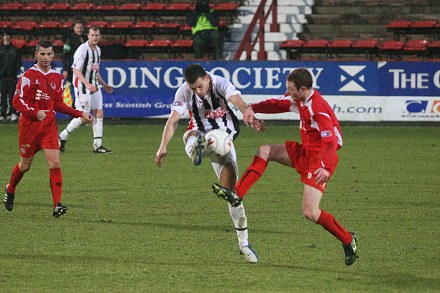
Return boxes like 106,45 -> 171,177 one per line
206,129 -> 232,156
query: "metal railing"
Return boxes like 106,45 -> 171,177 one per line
234,0 -> 279,60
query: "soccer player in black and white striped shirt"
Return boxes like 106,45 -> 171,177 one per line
59,27 -> 113,154
155,64 -> 264,263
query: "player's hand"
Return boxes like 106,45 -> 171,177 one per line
82,112 -> 94,124
103,85 -> 113,94
243,106 -> 255,126
62,70 -> 68,80
314,168 -> 330,184
36,110 -> 49,121
87,84 -> 98,93
155,147 -> 167,167
251,119 -> 265,132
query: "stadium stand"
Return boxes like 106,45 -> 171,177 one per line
0,0 -> 241,60
1,0 -> 439,61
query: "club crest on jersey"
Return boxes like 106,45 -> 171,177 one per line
50,82 -> 56,89
172,101 -> 184,107
321,130 -> 332,137
205,107 -> 226,119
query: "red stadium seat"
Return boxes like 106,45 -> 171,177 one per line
23,3 -> 48,11
38,21 -> 62,29
167,3 -> 191,11
410,20 -> 437,29
47,3 -> 70,11
120,3 -> 142,10
149,39 -> 171,48
72,3 -> 96,10
12,21 -> 37,31
172,39 -> 193,48
0,21 -> 12,29
386,20 -> 411,29
11,38 -> 26,49
379,40 -> 404,59
214,3 -> 239,11
280,39 -> 304,49
60,21 -> 74,30
87,21 -> 109,29
157,23 -> 180,30
133,21 -> 157,29
303,39 -> 328,48
25,39 -> 40,48
143,3 -> 166,11
0,3 -> 23,10
96,5 -> 118,11
328,39 -> 353,48
352,39 -> 378,48
124,40 -> 148,47
403,39 -> 428,51
352,39 -> 379,60
379,40 -> 404,50
109,21 -> 133,29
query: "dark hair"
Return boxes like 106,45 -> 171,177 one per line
184,64 -> 207,84
36,40 -> 53,51
287,68 -> 313,90
88,26 -> 100,34
73,18 -> 85,27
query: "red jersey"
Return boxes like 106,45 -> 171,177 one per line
251,89 -> 343,171
13,64 -> 82,121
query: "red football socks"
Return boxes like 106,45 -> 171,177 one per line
316,210 -> 352,244
8,164 -> 24,193
235,156 -> 268,199
49,167 -> 63,207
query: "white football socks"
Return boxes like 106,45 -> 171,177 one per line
229,203 -> 249,247
59,117 -> 83,140
93,118 -> 103,149
185,135 -> 197,159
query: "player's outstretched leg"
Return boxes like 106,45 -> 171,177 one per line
4,184 -> 15,211
343,232 -> 358,266
59,136 -> 67,153
53,203 -> 68,218
212,183 -> 241,207
190,134 -> 206,166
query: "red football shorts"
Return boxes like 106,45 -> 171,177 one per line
285,141 -> 338,193
18,117 -> 59,158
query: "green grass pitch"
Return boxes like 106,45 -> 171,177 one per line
0,122 -> 439,292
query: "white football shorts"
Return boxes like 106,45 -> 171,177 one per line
74,89 -> 103,112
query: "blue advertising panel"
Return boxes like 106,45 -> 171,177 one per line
22,60 -> 440,121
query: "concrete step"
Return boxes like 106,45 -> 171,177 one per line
231,50 -> 287,61
314,0 -> 432,6
237,13 -> 307,24
231,22 -> 302,33
238,5 -> 312,15
303,24 -> 385,34
230,31 -> 294,42
246,0 -> 314,6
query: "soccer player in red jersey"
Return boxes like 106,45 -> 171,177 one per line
213,68 -> 358,265
3,40 -> 93,217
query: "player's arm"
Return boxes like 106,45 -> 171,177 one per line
97,72 -> 113,94
73,68 -> 97,93
228,93 -> 265,132
12,74 -> 39,119
155,110 -> 182,167
313,113 -> 338,184
53,78 -> 93,123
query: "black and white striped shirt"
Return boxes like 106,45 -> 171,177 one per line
72,41 -> 101,95
171,73 -> 241,140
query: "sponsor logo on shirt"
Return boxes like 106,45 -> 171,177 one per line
205,107 -> 226,119
35,89 -> 50,100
